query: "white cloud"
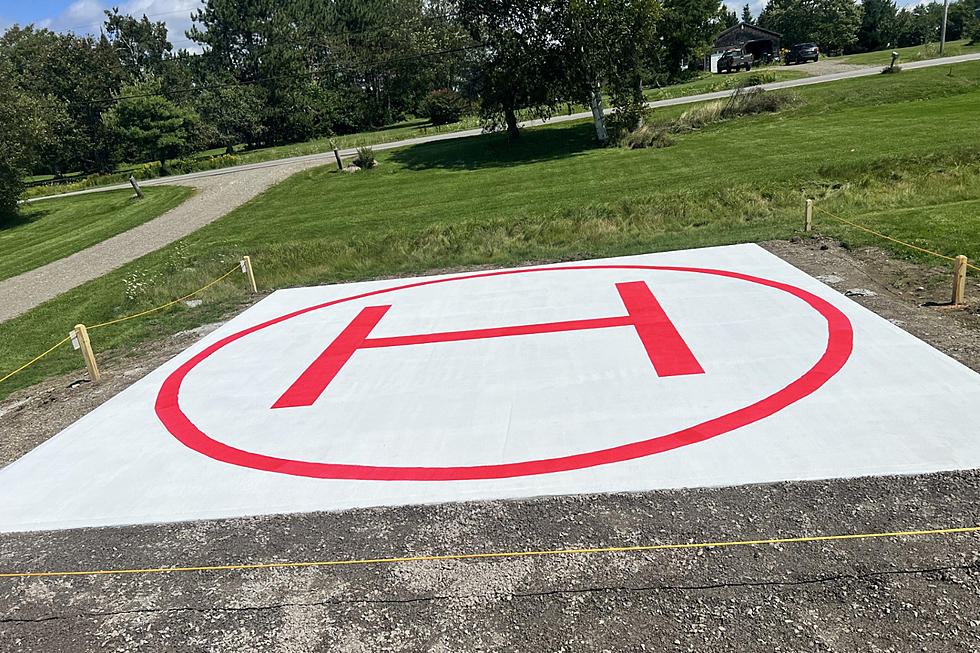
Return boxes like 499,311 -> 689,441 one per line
38,0 -> 203,52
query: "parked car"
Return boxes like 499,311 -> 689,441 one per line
717,49 -> 753,73
786,43 -> 819,64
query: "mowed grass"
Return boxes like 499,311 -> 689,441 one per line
837,38 -> 980,66
0,186 -> 195,281
2,61 -> 980,398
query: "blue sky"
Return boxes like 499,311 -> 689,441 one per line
0,0 -> 202,50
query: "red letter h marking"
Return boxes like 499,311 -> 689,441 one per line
273,281 -> 703,409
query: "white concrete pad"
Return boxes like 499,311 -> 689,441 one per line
3,244 -> 980,532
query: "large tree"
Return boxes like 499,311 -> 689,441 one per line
656,0 -> 725,82
0,25 -> 125,173
759,0 -> 863,54
0,58 -> 59,223
459,0 -> 566,140
559,0 -> 663,141
856,0 -> 898,52
102,81 -> 199,172
103,9 -> 173,82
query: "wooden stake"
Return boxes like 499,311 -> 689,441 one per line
333,148 -> 343,171
129,175 -> 144,199
952,254 -> 967,305
805,199 -> 813,232
74,324 -> 101,383
243,255 -> 257,293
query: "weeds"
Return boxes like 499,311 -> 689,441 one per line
354,146 -> 377,168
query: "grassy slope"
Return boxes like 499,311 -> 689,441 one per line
0,186 -> 195,281
2,61 -> 980,397
837,39 -> 980,66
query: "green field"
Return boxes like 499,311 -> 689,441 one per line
2,60 -> 980,398
837,38 -> 980,66
0,187 -> 194,282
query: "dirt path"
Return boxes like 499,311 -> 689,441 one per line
0,160 -> 322,324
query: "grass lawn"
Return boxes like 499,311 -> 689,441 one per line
2,60 -> 980,398
22,70 -> 815,199
0,186 -> 194,282
836,39 -> 980,66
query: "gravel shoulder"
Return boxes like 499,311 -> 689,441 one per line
1,236 -> 979,651
0,159 -> 324,324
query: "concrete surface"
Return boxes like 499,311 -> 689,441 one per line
2,244 -> 980,532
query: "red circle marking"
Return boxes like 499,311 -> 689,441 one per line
155,265 -> 853,480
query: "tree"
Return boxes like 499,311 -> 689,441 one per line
103,9 -> 173,82
723,7 -> 740,27
742,3 -> 753,23
195,83 -> 267,153
460,0 -> 566,140
102,81 -> 199,172
759,0 -> 862,54
656,0 -> 724,82
558,0 -> 663,142
856,0 -> 898,52
0,58 -> 58,223
0,25 -> 126,173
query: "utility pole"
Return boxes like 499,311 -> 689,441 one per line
940,0 -> 950,55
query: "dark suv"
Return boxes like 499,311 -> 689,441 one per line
786,43 -> 819,64
717,49 -> 753,73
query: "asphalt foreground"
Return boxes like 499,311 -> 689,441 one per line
2,238 -> 980,651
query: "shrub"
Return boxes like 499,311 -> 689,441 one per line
423,89 -> 467,126
617,123 -> 675,149
354,146 -> 376,168
881,65 -> 902,74
730,87 -> 796,115
680,101 -> 724,128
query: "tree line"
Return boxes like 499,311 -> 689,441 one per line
1,0 -> 978,221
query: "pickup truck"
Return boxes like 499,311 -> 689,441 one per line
717,49 -> 753,73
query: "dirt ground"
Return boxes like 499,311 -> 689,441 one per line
1,236 -> 979,651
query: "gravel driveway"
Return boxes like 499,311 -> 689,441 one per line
0,159 -> 323,323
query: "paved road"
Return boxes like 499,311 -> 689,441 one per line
29,52 -> 980,204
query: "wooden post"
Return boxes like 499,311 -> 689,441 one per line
805,199 -> 813,232
333,148 -> 343,171
242,255 -> 257,293
129,175 -> 144,199
952,255 -> 967,305
74,324 -> 101,383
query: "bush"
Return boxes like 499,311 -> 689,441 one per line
617,123 -> 675,149
881,65 -> 902,74
423,89 -> 467,126
353,146 -> 376,168
729,87 -> 796,115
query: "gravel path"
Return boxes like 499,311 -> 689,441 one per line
0,160 -> 322,324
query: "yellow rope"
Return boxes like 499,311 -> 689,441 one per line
90,263 -> 243,330
0,336 -> 71,386
2,525 -> 977,579
812,205 -> 980,272
0,262 -> 244,387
